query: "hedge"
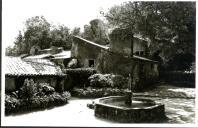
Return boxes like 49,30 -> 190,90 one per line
71,87 -> 126,98
5,80 -> 71,115
88,74 -> 113,88
160,71 -> 195,87
88,74 -> 128,89
5,91 -> 71,115
63,68 -> 97,89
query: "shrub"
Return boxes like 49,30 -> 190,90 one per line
88,74 -> 128,88
5,79 -> 71,115
71,87 -> 126,98
160,71 -> 195,85
63,68 -> 97,88
5,91 -> 71,115
38,83 -> 55,95
109,74 -> 128,89
88,74 -> 113,88
20,78 -> 37,98
5,95 -> 21,114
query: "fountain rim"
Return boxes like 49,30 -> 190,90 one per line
94,96 -> 164,110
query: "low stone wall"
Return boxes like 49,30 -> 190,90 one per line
94,96 -> 166,123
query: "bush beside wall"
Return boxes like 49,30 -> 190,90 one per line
88,74 -> 128,89
71,87 -> 126,98
63,68 -> 97,89
5,91 -> 71,115
5,80 -> 71,115
160,71 -> 195,87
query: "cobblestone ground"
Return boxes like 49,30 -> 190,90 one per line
155,98 -> 195,123
2,85 -> 196,126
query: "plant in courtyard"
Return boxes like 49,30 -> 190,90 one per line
5,79 -> 71,115
71,87 -> 126,98
88,73 -> 128,88
88,74 -> 113,88
20,79 -> 37,99
37,83 -> 55,96
64,68 -> 97,88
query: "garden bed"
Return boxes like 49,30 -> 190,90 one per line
5,80 -> 71,116
71,87 -> 126,98
5,91 -> 71,115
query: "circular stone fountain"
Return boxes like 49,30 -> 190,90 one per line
94,95 -> 166,123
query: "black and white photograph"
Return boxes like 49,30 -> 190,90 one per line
1,0 -> 197,127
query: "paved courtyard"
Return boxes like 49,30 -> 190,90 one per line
2,86 -> 195,126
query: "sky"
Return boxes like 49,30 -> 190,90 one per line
2,0 -> 129,48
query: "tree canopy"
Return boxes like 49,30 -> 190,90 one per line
105,1 -> 196,61
6,16 -> 79,56
82,19 -> 110,45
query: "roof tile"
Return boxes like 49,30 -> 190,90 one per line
5,56 -> 65,76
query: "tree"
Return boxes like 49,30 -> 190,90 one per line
105,2 -> 196,61
6,16 -> 75,56
71,27 -> 81,36
6,31 -> 25,56
82,19 -> 109,45
23,16 -> 51,51
50,25 -> 72,49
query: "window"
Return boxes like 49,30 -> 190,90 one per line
88,59 -> 95,67
135,51 -> 139,55
135,51 -> 144,56
140,51 -> 144,56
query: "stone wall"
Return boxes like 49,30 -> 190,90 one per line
5,77 -> 16,92
72,37 -> 103,68
72,36 -> 159,90
98,51 -> 159,90
109,28 -> 148,57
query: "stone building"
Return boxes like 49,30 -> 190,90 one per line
71,36 -> 109,68
71,28 -> 159,90
5,56 -> 66,92
109,28 -> 150,57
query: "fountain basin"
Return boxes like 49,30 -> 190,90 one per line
94,96 -> 166,123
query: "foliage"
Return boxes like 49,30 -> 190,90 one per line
23,16 -> 51,52
50,25 -> 72,49
20,79 -> 37,98
71,27 -> 81,36
63,68 -> 97,88
5,79 -> 71,115
88,74 -> 113,88
82,19 -> 109,45
105,2 -> 195,61
37,83 -> 55,96
71,87 -> 126,98
5,91 -> 71,115
110,74 -> 128,88
166,53 -> 195,71
88,74 -> 128,88
6,16 -> 79,56
160,71 -> 195,87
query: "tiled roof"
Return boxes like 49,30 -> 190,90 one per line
74,36 -> 109,50
5,56 -> 65,76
